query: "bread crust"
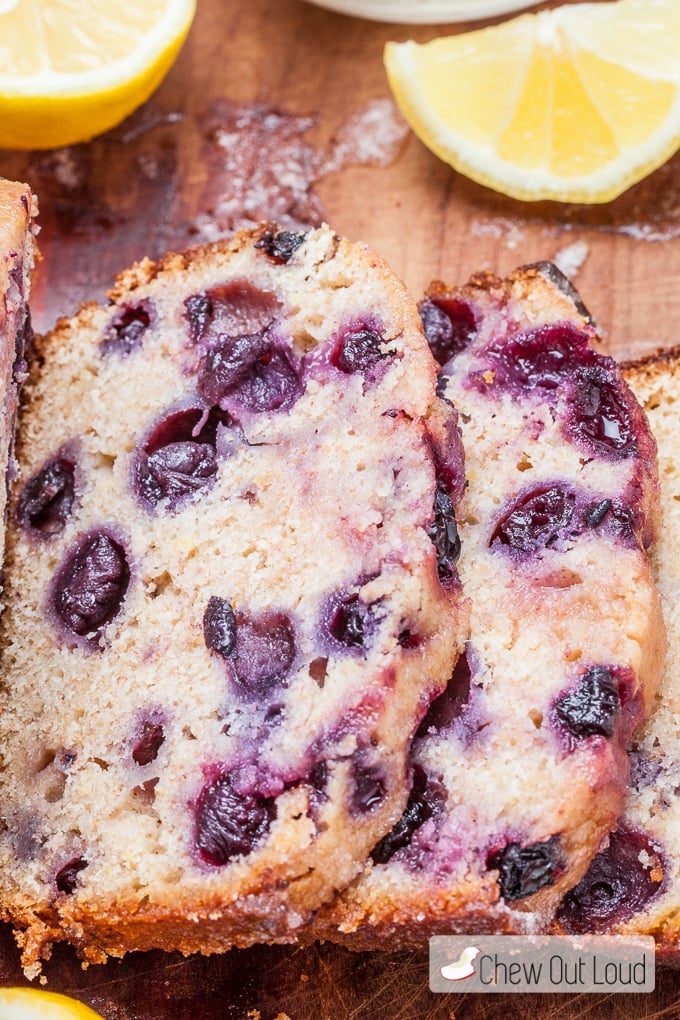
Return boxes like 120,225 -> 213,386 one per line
0,178 -> 37,578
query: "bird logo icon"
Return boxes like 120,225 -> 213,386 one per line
440,946 -> 481,981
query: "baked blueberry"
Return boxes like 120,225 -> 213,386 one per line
557,828 -> 665,931
195,771 -> 276,865
16,455 -> 76,536
101,301 -> 154,357
51,531 -> 130,646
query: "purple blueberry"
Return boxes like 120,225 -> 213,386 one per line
329,595 -> 368,647
488,835 -> 563,902
428,422 -> 466,509
428,484 -> 461,582
231,611 -> 296,695
491,484 -> 641,557
195,771 -> 276,865
184,281 -> 281,345
101,301 -> 154,357
481,321 -> 637,461
263,702 -> 285,724
566,365 -> 636,458
485,322 -> 594,392
584,497 -> 639,547
197,331 -> 302,413
309,760 -> 328,794
371,765 -> 445,863
557,828 -> 665,932
16,456 -> 76,536
584,498 -> 612,528
419,296 -> 477,367
55,748 -> 77,770
350,759 -> 386,814
132,720 -> 165,766
51,531 -> 130,646
56,856 -> 88,894
397,628 -> 422,650
184,294 -> 212,344
552,666 -> 621,742
330,321 -> 388,375
255,229 -> 306,263
203,596 -> 237,659
490,486 -> 577,555
134,407 -> 231,510
141,444 -> 216,506
320,586 -> 379,654
436,373 -> 451,400
416,653 -> 471,737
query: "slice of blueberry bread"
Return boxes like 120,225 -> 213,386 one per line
0,224 -> 468,976
309,263 -> 665,947
0,178 -> 36,583
555,347 -> 680,959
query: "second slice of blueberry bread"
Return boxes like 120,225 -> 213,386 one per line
309,263 -> 665,946
555,346 -> 680,959
0,224 -> 468,975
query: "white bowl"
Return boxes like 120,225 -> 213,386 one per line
303,0 -> 538,23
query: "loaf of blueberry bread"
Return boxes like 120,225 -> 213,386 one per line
0,178 -> 36,583
309,263 -> 665,946
0,224 -> 468,975
556,347 -> 680,959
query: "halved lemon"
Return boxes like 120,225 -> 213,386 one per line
384,0 -> 680,203
0,0 -> 196,150
0,987 -> 104,1019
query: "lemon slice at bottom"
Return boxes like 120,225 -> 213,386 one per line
385,0 -> 680,203
0,988 -> 104,1020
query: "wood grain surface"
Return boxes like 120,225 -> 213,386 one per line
1,1 -> 679,1017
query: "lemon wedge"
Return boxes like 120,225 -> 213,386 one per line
0,0 -> 196,150
384,0 -> 680,203
0,987 -> 104,1019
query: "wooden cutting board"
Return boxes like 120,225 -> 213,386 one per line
1,1 -> 679,1016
